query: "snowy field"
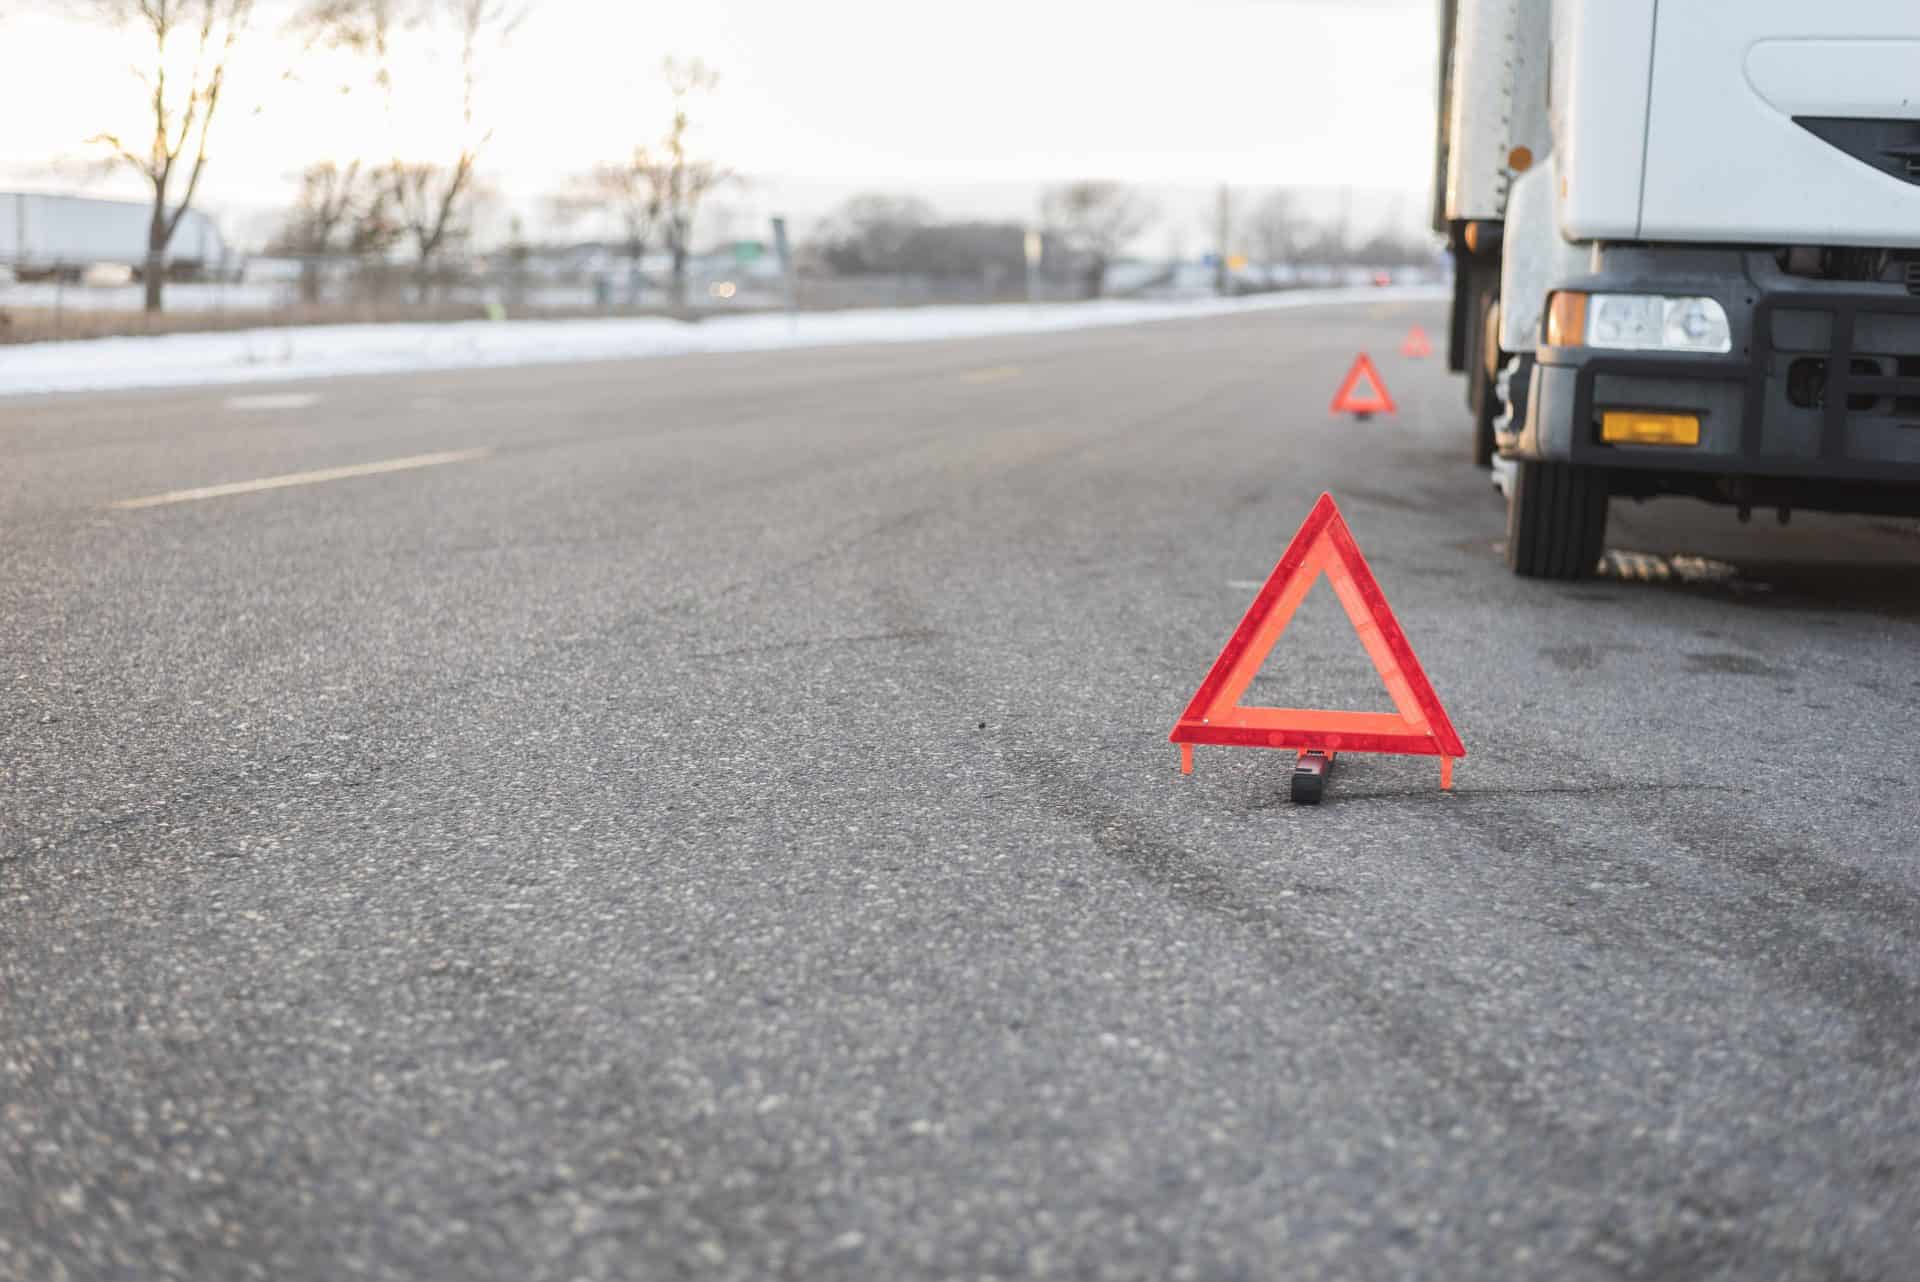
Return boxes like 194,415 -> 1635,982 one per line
1,286 -> 1444,398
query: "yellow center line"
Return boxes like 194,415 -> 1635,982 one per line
956,365 -> 1022,385
111,448 -> 494,510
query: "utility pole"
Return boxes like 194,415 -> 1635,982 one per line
1339,185 -> 1354,266
1214,184 -> 1232,296
771,215 -> 797,324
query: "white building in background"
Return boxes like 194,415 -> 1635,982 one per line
0,192 -> 232,281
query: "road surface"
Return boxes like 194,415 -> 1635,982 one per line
5,299 -> 1919,1280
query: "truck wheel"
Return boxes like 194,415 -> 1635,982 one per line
1469,299 -> 1501,466
1506,461 -> 1608,579
1471,379 -> 1499,466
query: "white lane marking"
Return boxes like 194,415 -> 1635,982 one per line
224,392 -> 321,411
111,448 -> 492,510
956,365 -> 1022,385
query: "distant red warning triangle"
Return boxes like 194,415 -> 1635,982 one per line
1170,493 -> 1464,789
1330,353 -> 1396,416
1401,325 -> 1432,358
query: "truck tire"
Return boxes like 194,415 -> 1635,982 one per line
1469,298 -> 1501,466
1471,377 -> 1498,466
1506,460 -> 1608,579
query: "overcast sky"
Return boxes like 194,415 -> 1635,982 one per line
0,0 -> 1438,246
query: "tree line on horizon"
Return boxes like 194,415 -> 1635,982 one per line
806,186 -> 1435,301
53,0 -> 1434,314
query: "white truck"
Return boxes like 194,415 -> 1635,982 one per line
0,192 -> 230,282
1435,0 -> 1920,577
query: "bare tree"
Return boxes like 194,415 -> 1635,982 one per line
389,157 -> 479,294
346,176 -> 402,254
811,193 -> 936,275
1040,180 -> 1153,299
1295,219 -> 1351,267
303,0 -> 519,298
89,0 -> 258,312
1250,188 -> 1303,269
270,160 -> 366,301
657,56 -> 727,308
295,0 -> 403,85
275,160 -> 363,254
556,58 -> 728,310
552,148 -> 664,302
1355,227 -> 1439,269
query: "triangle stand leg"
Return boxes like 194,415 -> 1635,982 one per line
1290,750 -> 1335,805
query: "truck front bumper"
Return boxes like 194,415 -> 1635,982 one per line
1509,272 -> 1920,492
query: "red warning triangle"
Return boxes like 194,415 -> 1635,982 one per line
1170,493 -> 1464,786
1329,353 -> 1396,415
1400,325 -> 1432,358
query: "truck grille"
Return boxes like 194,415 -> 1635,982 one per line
1772,305 -> 1920,428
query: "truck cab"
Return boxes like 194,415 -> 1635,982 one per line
1436,0 -> 1920,577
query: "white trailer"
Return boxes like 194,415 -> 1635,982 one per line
1435,0 -> 1920,577
0,192 -> 230,281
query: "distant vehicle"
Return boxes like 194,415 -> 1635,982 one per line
81,263 -> 135,288
1435,0 -> 1920,577
0,192 -> 231,283
1371,271 -> 1393,288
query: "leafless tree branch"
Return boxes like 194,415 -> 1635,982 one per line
88,0 -> 257,310
1040,181 -> 1155,299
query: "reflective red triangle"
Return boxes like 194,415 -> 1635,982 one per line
1330,353 -> 1396,415
1170,493 -> 1465,767
1401,325 -> 1432,358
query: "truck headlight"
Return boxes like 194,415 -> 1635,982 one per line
1546,292 -> 1731,354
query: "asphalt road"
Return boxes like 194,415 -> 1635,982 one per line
5,299 -> 1920,1281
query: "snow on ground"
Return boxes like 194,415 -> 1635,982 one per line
1,286 -> 1444,398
